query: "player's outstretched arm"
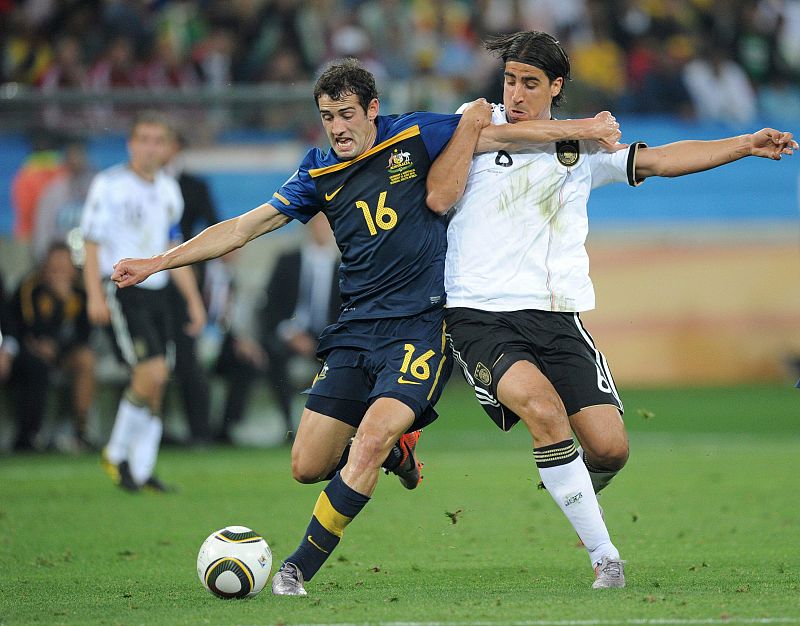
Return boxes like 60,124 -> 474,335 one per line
427,99 -> 492,215
635,128 -> 797,180
476,111 -> 621,153
112,202 -> 291,288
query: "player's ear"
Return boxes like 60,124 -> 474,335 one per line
366,98 -> 379,122
550,77 -> 563,99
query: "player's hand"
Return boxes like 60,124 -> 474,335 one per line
27,337 -> 58,364
233,336 -> 268,370
749,129 -> 797,160
184,298 -> 207,337
286,331 -> 317,358
460,98 -> 492,130
0,350 -> 12,382
87,292 -> 111,326
589,111 -> 622,150
112,257 -> 160,288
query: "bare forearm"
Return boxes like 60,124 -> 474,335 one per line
477,118 -> 599,153
155,204 -> 289,272
427,118 -> 484,214
637,135 -> 751,178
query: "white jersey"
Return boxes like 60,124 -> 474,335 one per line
445,103 -> 644,312
80,164 -> 183,290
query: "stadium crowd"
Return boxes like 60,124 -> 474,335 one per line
2,0 -> 800,122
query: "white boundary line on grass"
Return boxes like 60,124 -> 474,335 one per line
290,617 -> 800,626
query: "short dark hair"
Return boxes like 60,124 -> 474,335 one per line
484,31 -> 571,107
129,111 -> 175,138
313,58 -> 378,113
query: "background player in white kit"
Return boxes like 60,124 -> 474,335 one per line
81,112 -> 206,492
426,30 -> 797,588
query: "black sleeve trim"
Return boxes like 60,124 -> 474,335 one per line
626,141 -> 648,187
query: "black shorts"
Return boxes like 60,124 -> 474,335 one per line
104,281 -> 174,366
305,310 -> 452,432
445,307 -> 623,431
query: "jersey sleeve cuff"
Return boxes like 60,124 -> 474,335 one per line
626,141 -> 648,187
266,196 -> 306,224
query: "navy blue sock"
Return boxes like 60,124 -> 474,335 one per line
284,472 -> 370,581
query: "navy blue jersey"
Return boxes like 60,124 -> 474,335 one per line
267,112 -> 460,321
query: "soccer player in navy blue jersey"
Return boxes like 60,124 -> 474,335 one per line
112,58 -> 622,595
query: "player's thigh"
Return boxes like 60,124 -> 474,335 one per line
292,407 -> 357,483
496,359 -> 571,445
569,404 -> 629,469
106,283 -> 173,367
370,311 -> 450,432
538,312 -> 623,418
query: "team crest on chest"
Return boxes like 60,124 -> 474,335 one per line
474,362 -> 492,386
556,140 -> 580,167
387,147 -> 417,184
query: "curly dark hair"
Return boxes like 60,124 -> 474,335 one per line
313,58 -> 378,113
484,31 -> 571,108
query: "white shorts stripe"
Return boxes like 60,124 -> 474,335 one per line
446,333 -> 476,386
572,313 -> 622,410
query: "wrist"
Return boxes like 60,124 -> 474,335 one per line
742,134 -> 755,156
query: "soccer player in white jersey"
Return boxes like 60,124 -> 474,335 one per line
426,31 -> 797,589
81,112 -> 206,492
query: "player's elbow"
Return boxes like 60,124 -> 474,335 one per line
426,190 -> 454,215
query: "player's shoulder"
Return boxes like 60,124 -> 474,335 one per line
299,146 -> 333,172
155,169 -> 181,190
384,111 -> 458,134
95,163 -> 129,183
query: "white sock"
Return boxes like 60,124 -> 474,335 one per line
129,415 -> 163,486
105,394 -> 151,464
535,440 -> 619,567
578,446 -> 619,494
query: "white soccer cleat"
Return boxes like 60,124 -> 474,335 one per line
592,555 -> 626,588
271,562 -> 308,596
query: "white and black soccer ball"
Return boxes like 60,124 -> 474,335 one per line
197,526 -> 272,599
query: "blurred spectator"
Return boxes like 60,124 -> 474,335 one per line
568,4 -> 628,112
162,131 -> 216,445
11,130 -> 66,242
39,34 -> 87,90
135,37 -> 200,90
0,243 -> 95,452
258,213 -> 341,440
208,252 -> 269,445
683,41 -> 757,124
192,25 -> 235,88
32,139 -> 96,264
87,35 -> 138,89
1,8 -> 52,84
39,34 -> 90,129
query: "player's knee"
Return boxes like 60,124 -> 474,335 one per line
290,449 -> 329,484
586,440 -> 629,471
349,429 -> 390,473
517,396 -> 567,439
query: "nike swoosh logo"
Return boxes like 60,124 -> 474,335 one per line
324,185 -> 344,201
397,377 -> 422,385
307,535 -> 329,553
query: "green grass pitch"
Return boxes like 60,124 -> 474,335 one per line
1,381 -> 799,625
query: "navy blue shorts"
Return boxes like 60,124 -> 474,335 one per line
305,309 -> 452,432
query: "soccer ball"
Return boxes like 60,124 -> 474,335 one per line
197,526 -> 272,599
